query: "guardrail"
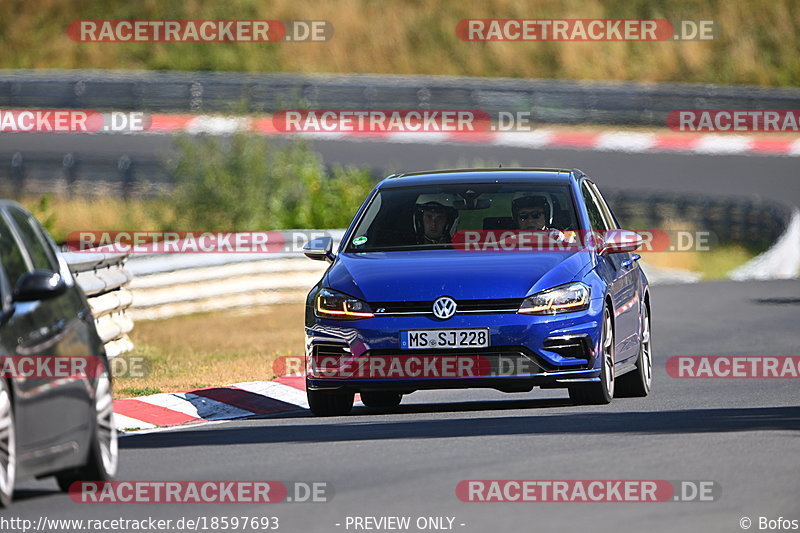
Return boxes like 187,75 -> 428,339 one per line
62,250 -> 135,358
3,70 -> 800,125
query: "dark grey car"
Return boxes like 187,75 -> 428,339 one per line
0,200 -> 117,507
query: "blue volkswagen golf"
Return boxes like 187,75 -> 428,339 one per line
303,168 -> 652,416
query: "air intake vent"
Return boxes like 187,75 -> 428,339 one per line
542,334 -> 593,358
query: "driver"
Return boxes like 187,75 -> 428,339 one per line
414,195 -> 459,244
512,195 -> 551,231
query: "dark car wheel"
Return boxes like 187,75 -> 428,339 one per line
360,391 -> 403,410
569,306 -> 614,405
0,380 -> 16,508
56,368 -> 118,492
307,388 -> 354,416
616,304 -> 653,397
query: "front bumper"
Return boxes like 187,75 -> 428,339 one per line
306,297 -> 605,392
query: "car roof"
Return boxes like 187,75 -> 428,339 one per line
376,168 -> 581,188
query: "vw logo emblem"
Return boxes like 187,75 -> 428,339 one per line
432,296 -> 457,320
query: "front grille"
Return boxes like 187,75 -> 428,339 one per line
372,298 -> 522,316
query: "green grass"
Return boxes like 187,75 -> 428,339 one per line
695,244 -> 758,280
116,386 -> 162,398
1,0 -> 798,86
640,243 -> 759,280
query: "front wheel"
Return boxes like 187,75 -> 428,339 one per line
0,380 -> 16,508
569,307 -> 614,405
307,388 -> 354,416
56,367 -> 118,492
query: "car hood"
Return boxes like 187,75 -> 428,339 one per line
325,250 -> 592,302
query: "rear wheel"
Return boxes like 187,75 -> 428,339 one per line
360,391 -> 402,410
56,368 -> 118,492
307,388 -> 354,416
616,304 -> 652,397
569,307 -> 614,405
0,380 -> 16,508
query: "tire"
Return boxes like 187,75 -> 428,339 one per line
616,303 -> 653,397
307,388 -> 354,416
0,380 -> 16,508
56,368 -> 118,492
569,306 -> 614,405
360,391 -> 402,410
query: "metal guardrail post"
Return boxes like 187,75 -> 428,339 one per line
117,155 -> 134,200
11,152 -> 25,199
63,153 -> 77,197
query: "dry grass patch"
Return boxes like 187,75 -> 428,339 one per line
18,195 -> 173,244
2,0 -> 799,86
116,304 -> 306,398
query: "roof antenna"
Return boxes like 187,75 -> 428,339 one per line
499,163 -> 503,168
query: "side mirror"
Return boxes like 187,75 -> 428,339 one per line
303,236 -> 334,263
13,270 -> 67,302
600,229 -> 642,254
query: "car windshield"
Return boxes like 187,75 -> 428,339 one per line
344,182 -> 581,252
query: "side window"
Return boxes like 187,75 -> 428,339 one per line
0,212 -> 31,287
7,207 -> 59,272
588,182 -> 619,230
581,182 -> 609,231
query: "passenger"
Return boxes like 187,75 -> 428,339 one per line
512,195 -> 551,231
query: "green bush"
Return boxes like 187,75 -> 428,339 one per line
165,134 -> 375,230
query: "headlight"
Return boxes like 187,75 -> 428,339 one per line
315,288 -> 374,319
518,282 -> 590,315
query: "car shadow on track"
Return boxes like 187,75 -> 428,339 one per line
120,405 -> 800,449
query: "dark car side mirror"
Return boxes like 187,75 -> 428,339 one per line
600,229 -> 643,254
13,270 -> 67,302
303,236 -> 335,263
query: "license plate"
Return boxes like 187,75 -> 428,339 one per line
400,328 -> 490,349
